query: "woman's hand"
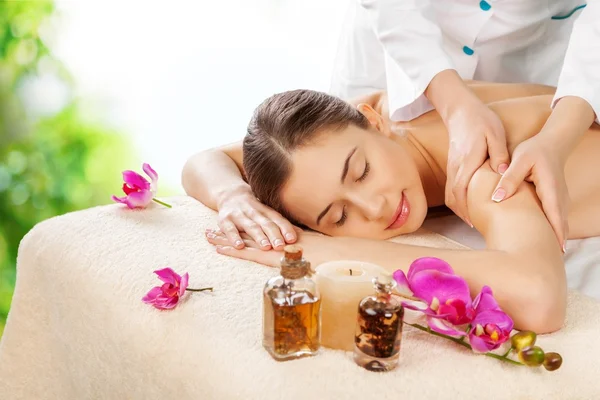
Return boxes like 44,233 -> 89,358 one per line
444,97 -> 511,226
492,135 -> 569,251
217,188 -> 297,251
205,228 -> 343,268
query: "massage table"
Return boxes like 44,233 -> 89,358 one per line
1,197 -> 599,399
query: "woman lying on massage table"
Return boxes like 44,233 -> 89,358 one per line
182,82 -> 600,333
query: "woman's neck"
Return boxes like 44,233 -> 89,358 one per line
395,131 -> 447,208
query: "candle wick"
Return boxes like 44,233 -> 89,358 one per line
349,269 -> 353,276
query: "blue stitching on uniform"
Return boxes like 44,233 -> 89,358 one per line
551,4 -> 587,20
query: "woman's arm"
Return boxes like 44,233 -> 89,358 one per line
214,163 -> 566,333
182,142 -> 245,210
183,142 -> 299,249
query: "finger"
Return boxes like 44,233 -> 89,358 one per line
486,130 -> 511,173
217,219 -> 245,249
492,158 -> 532,203
264,212 -> 298,244
452,160 -> 481,227
536,181 -> 570,252
238,217 -> 272,250
538,188 -> 565,250
205,232 -> 234,246
444,159 -> 459,215
215,245 -> 280,268
238,232 -> 264,249
251,213 -> 288,250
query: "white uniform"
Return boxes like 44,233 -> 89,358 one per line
330,0 -> 600,123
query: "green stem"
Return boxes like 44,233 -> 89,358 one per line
185,287 -> 213,292
152,198 -> 172,208
502,347 -> 513,358
405,322 -> 524,366
407,322 -> 471,349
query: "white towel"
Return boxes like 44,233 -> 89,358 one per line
0,197 -> 599,399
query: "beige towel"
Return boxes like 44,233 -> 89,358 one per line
0,196 -> 598,399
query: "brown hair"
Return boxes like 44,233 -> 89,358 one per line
243,89 -> 369,225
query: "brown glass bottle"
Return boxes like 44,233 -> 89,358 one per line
354,274 -> 404,372
263,245 -> 321,361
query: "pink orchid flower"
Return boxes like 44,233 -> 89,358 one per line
468,286 -> 514,352
393,257 -> 474,336
142,268 -> 190,310
112,163 -> 171,209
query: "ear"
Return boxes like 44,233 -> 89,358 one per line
356,103 -> 391,137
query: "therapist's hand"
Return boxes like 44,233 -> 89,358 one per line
216,189 -> 297,251
492,133 -> 569,251
445,97 -> 511,226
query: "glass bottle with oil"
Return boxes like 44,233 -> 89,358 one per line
263,245 -> 321,361
354,274 -> 404,372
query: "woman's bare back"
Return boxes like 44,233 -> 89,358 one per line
394,87 -> 600,240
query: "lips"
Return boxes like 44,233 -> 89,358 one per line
386,192 -> 410,230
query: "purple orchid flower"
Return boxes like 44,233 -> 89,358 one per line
142,268 -> 189,310
112,163 -> 170,209
393,257 -> 475,336
468,286 -> 514,352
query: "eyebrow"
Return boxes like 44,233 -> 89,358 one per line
316,146 -> 357,226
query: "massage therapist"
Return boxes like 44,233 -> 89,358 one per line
331,0 -> 599,252
183,1 -> 599,253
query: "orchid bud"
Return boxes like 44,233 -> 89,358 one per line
543,352 -> 563,371
518,346 -> 545,367
511,331 -> 537,351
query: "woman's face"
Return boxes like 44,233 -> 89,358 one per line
280,122 -> 428,240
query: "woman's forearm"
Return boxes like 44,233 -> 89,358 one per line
539,96 -> 597,163
182,150 -> 250,210
326,236 -> 565,333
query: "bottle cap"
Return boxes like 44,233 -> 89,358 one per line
372,274 -> 396,292
283,245 -> 303,261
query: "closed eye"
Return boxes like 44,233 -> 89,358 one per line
356,161 -> 370,182
335,205 -> 347,227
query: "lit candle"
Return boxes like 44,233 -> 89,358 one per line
314,260 -> 388,351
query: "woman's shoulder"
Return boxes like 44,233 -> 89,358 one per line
487,95 -> 553,152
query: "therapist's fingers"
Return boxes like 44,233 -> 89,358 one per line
486,129 -> 511,174
533,169 -> 570,252
451,159 -> 481,227
492,157 -> 532,203
537,183 -> 569,252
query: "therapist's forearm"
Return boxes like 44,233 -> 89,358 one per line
424,69 -> 477,121
182,150 -> 250,210
539,96 -> 597,163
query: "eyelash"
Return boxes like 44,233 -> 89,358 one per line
335,206 -> 347,227
336,161 -> 370,227
356,161 -> 370,182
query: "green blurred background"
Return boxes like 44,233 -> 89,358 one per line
0,0 -> 135,337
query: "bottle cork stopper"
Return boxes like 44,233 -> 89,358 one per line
283,245 -> 303,261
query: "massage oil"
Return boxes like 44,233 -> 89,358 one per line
262,245 -> 321,361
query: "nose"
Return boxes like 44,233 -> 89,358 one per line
347,191 -> 386,221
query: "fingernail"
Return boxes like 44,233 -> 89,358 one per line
260,239 -> 270,247
273,239 -> 284,247
498,163 -> 509,175
205,228 -> 214,233
465,218 -> 474,228
492,188 -> 506,202
235,240 -> 243,247
285,233 -> 295,241
562,242 -> 567,253
206,232 -> 216,239
216,245 -> 232,251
